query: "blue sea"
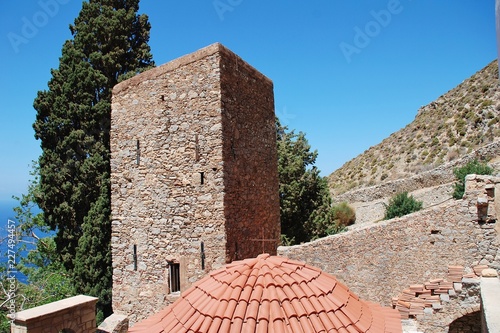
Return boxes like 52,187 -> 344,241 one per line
0,200 -> 38,284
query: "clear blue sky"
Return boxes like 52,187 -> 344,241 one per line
0,0 -> 497,206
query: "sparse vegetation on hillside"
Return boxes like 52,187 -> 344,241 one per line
452,159 -> 493,199
329,61 -> 500,195
384,192 -> 423,220
332,202 -> 356,228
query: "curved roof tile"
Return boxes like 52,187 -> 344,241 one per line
129,254 -> 402,333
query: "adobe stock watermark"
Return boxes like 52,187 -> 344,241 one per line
276,106 -> 296,126
4,219 -> 18,324
339,0 -> 409,64
213,0 -> 243,21
7,0 -> 70,54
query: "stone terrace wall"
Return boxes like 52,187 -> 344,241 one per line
333,141 -> 500,224
350,183 -> 455,225
279,175 -> 500,313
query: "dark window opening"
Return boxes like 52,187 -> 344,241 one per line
448,312 -> 480,333
200,242 -> 205,270
136,140 -> 140,165
169,262 -> 181,293
200,172 -> 205,185
133,245 -> 137,271
431,230 -> 441,235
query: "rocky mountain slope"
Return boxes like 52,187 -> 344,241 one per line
328,61 -> 500,195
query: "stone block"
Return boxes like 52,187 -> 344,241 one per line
97,314 -> 129,333
439,294 -> 450,302
432,303 -> 443,310
481,268 -> 498,277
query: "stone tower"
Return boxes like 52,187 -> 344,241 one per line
110,43 -> 280,322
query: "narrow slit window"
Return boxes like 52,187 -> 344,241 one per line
201,242 -> 205,270
169,262 -> 181,293
199,172 -> 205,185
133,245 -> 137,271
136,140 -> 140,165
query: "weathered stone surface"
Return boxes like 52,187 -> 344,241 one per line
111,43 -> 279,324
280,175 -> 500,333
10,295 -> 98,333
97,314 -> 128,333
481,276 -> 500,333
481,268 -> 498,277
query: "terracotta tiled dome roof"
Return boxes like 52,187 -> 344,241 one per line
129,254 -> 402,333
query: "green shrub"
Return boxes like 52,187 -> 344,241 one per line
452,159 -> 493,199
333,202 -> 356,227
384,192 -> 423,220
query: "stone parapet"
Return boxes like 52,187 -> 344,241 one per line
480,274 -> 500,333
10,295 -> 98,333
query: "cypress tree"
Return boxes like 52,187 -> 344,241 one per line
33,0 -> 154,318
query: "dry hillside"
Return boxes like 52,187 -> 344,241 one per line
328,61 -> 500,195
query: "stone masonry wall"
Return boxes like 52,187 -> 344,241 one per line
10,295 -> 98,333
334,141 -> 500,225
219,51 -> 280,261
110,43 -> 279,324
279,175 -> 500,322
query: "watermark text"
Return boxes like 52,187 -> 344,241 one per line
213,0 -> 243,21
7,0 -> 70,54
339,0 -> 408,63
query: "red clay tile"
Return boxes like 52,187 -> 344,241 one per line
298,314 -> 316,332
317,310 -> 335,330
258,299 -> 271,321
246,299 -> 261,322
291,298 -> 309,318
346,323 -> 360,333
129,254 -> 402,333
230,317 -> 244,333
342,296 -> 363,322
281,299 -> 297,319
338,326 -> 350,333
290,282 -> 308,300
300,297 -> 318,316
273,317 -> 287,333
256,318 -> 269,333
309,313 -> 327,332
240,285 -> 253,303
233,299 -> 248,319
280,273 -> 298,288
288,316 -> 305,333
270,299 -> 284,323
250,284 -> 264,301
206,317 -> 222,333
243,318 -> 257,333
